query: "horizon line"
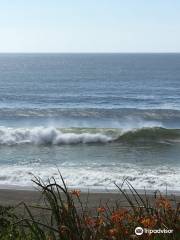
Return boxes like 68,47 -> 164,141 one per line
0,51 -> 180,54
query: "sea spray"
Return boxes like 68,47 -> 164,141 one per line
0,126 -> 180,145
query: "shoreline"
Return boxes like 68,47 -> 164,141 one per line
0,184 -> 180,195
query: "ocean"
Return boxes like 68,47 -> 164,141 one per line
0,53 -> 180,191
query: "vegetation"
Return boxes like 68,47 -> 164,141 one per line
0,173 -> 179,240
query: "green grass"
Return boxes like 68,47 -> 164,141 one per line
0,173 -> 179,240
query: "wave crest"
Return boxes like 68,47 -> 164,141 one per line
117,127 -> 180,143
0,127 -> 180,145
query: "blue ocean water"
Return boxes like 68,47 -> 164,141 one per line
0,53 -> 179,190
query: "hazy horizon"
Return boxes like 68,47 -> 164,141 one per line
0,52 -> 180,54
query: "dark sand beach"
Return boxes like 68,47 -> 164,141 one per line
0,188 -> 179,209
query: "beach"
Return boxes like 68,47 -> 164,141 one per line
0,188 -> 179,209
0,185 -> 179,239
0,1 -> 179,237
0,54 -> 180,237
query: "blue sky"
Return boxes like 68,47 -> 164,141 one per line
0,0 -> 180,52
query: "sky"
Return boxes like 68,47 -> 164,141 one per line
0,0 -> 180,53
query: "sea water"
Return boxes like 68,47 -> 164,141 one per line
0,53 -> 180,191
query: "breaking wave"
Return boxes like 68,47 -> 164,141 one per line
0,127 -> 112,145
0,126 -> 180,145
116,127 -> 180,143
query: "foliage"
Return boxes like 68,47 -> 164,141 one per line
0,174 -> 179,240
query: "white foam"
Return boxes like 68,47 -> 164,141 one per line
0,127 -> 112,145
0,164 -> 179,191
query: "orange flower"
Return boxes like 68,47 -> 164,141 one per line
156,197 -> 171,210
111,209 -> 128,224
97,207 -> 106,213
108,228 -> 118,237
85,216 -> 96,227
96,216 -> 104,226
126,214 -> 135,223
70,189 -> 81,197
140,216 -> 157,228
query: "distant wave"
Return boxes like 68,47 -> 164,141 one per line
1,107 -> 180,118
1,108 -> 180,129
0,126 -> 180,145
